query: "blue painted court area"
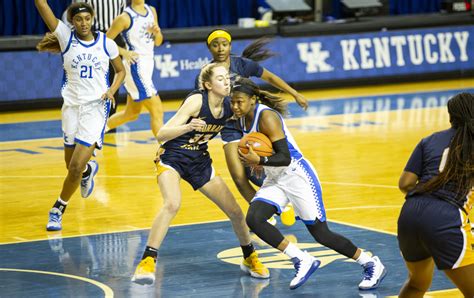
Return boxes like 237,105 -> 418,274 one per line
1,88 -> 471,142
0,221 -> 454,297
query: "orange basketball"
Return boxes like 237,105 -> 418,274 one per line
238,132 -> 273,157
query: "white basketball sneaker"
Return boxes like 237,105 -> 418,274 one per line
289,251 -> 320,290
358,256 -> 387,290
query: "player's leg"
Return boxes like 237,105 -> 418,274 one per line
199,175 -> 269,279
247,185 -> 319,289
142,93 -> 164,138
106,94 -> 142,131
132,167 -> 182,284
399,258 -> 435,298
443,264 -> 474,297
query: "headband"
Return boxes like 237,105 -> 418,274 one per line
70,6 -> 93,18
231,84 -> 255,97
207,30 -> 231,45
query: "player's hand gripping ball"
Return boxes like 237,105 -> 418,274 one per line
238,132 -> 273,157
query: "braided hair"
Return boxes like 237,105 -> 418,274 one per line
421,92 -> 474,199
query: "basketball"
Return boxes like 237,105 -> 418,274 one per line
238,132 -> 273,157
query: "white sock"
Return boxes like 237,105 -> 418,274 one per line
58,197 -> 68,205
283,243 -> 306,260
356,251 -> 372,265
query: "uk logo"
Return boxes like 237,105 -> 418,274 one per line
297,42 -> 334,73
154,54 -> 179,78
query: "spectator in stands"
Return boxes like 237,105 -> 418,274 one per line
34,0 -> 125,231
104,0 -> 164,138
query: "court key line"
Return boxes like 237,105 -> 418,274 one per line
0,268 -> 114,297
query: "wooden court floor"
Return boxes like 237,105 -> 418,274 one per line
0,79 -> 473,297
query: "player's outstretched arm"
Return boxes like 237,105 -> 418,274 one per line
35,0 -> 59,32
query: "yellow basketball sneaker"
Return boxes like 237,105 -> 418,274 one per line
131,257 -> 156,285
240,251 -> 270,279
281,203 -> 296,226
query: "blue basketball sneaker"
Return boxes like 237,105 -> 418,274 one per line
81,160 -> 99,198
289,252 -> 320,290
46,207 -> 63,231
359,256 -> 387,290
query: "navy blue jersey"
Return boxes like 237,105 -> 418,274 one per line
161,90 -> 233,153
194,56 -> 264,89
404,128 -> 466,205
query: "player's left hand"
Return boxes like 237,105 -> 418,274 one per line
148,24 -> 161,37
238,144 -> 260,166
294,93 -> 308,110
101,90 -> 115,108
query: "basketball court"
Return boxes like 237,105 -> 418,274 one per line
1,78 -> 473,297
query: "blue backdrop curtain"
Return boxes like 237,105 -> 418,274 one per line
1,0 -> 258,36
390,0 -> 442,14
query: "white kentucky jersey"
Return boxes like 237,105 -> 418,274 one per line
122,5 -> 155,57
59,32 -> 117,106
239,103 -> 304,178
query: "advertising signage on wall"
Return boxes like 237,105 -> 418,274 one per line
0,25 -> 472,102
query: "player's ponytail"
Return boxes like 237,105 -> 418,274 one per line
241,37 -> 276,62
421,92 -> 474,199
37,33 -> 61,53
232,77 -> 287,116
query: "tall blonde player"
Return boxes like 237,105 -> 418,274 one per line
34,0 -> 125,231
106,0 -> 164,137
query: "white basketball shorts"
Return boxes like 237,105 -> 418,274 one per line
62,100 -> 111,149
253,158 -> 327,224
124,57 -> 157,101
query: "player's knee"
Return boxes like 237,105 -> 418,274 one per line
226,205 -> 244,222
246,205 -> 265,230
67,161 -> 85,180
126,112 -> 140,121
162,200 -> 181,215
406,273 -> 432,292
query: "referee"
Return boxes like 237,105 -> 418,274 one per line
65,0 -> 127,123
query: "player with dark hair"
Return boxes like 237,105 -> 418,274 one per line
204,29 -> 309,225
35,0 -> 125,231
232,77 -> 386,290
398,92 -> 474,297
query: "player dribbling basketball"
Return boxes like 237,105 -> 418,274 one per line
231,77 -> 387,290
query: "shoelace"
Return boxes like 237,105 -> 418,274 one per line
50,212 -> 61,223
293,259 -> 301,277
363,262 -> 375,280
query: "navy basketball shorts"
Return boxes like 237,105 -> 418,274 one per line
397,195 -> 474,269
156,149 -> 215,190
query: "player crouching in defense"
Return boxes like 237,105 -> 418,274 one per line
231,77 -> 387,290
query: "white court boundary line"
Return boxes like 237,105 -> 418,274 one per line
0,268 -> 114,297
0,175 -> 399,189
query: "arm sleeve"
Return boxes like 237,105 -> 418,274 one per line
259,138 -> 291,167
105,38 -> 120,59
241,57 -> 264,77
53,20 -> 72,51
404,141 -> 423,176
